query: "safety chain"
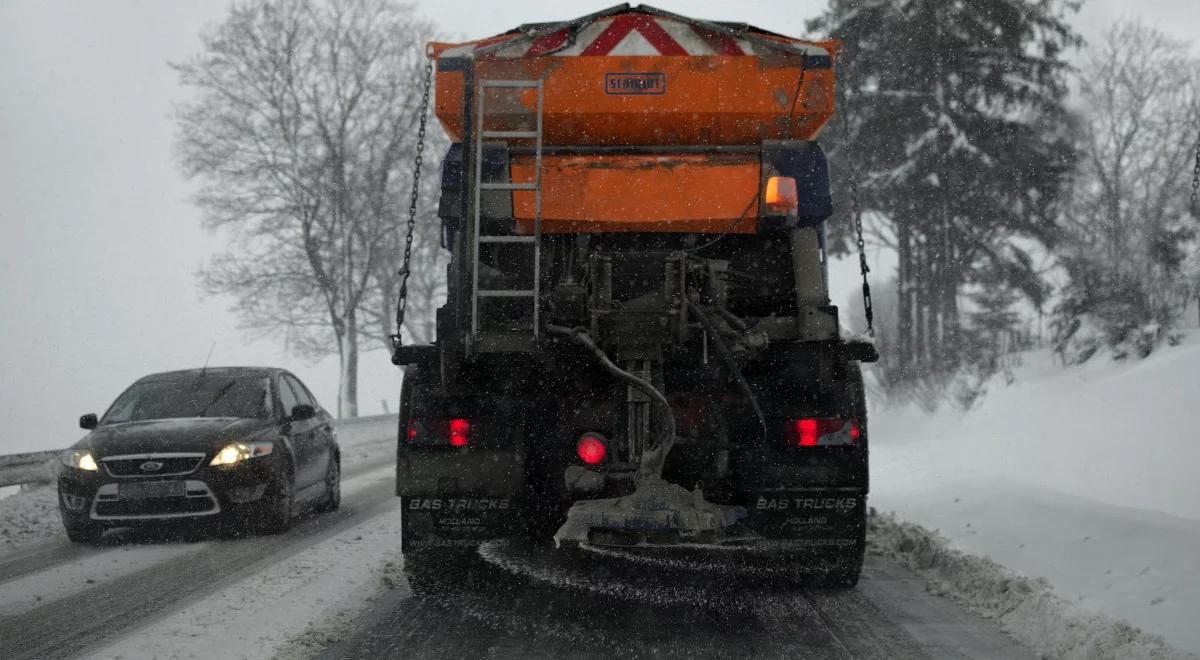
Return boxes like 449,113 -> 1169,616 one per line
836,52 -> 875,337
1191,135 -> 1199,217
392,59 -> 433,349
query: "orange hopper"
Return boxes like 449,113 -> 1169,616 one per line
428,4 -> 840,233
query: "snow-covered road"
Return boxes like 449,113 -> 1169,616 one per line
324,539 -> 1031,660
0,415 -> 404,660
871,338 -> 1200,657
0,409 -> 1190,659
0,414 -> 1026,660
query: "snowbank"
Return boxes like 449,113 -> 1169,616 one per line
0,486 -> 61,551
870,336 -> 1200,655
869,510 -> 1189,660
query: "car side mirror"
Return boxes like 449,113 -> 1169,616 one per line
79,413 -> 98,430
290,404 -> 316,422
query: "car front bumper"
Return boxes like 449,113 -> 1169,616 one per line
58,455 -> 279,524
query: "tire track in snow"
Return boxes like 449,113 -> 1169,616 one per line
0,467 -> 397,660
0,423 -> 396,588
325,538 -> 1032,659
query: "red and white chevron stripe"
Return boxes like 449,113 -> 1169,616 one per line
437,11 -> 831,60
521,14 -> 751,57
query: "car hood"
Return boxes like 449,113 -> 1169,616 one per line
80,418 -> 275,458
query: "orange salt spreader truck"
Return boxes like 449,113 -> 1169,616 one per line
391,4 -> 878,587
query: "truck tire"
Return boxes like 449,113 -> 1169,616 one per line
818,554 -> 864,588
402,549 -> 477,596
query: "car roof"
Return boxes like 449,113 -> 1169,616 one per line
135,367 -> 288,383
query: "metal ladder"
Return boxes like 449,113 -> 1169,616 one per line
470,79 -> 544,345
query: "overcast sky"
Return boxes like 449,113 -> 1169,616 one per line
1,0 -> 1197,453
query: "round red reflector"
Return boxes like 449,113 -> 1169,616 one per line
576,434 -> 607,465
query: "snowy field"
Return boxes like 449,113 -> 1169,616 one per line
870,334 -> 1200,655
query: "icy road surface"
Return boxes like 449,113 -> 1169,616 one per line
0,413 -> 1028,659
323,541 -> 1031,660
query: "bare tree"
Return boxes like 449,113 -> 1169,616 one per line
361,129 -> 449,348
175,0 -> 434,416
1058,21 -> 1200,335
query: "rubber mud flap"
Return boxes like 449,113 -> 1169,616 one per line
747,489 -> 866,552
401,495 -> 517,552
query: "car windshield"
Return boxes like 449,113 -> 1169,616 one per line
102,375 -> 271,423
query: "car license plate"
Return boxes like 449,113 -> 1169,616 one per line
118,481 -> 186,499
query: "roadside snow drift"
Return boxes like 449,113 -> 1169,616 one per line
870,336 -> 1200,656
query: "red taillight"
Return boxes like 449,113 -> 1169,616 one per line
576,433 -> 607,465
407,418 -> 472,447
786,418 -> 860,447
448,418 -> 470,447
796,418 -> 820,446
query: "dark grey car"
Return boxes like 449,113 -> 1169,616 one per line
58,367 -> 341,542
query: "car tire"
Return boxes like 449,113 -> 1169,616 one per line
62,516 -> 101,543
256,462 -> 295,535
314,452 -> 340,513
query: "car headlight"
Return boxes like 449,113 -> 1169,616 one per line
209,441 -> 274,466
62,450 -> 99,472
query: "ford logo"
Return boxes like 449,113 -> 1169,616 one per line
139,461 -> 164,472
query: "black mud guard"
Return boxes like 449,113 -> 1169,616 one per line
745,487 -> 867,555
401,493 -> 519,552
398,447 -> 526,552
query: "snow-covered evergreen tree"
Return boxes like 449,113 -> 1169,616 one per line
812,0 -> 1078,383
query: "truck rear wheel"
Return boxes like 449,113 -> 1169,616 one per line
402,549 -> 478,596
818,556 -> 863,588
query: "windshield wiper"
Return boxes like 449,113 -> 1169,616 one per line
198,380 -> 238,417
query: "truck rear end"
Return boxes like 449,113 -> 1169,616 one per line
392,4 -> 876,587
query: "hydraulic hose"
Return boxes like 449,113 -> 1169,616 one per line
546,324 -> 676,478
687,300 -> 768,439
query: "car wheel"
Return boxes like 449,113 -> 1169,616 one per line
256,463 -> 295,535
62,515 -> 101,543
315,452 -> 340,513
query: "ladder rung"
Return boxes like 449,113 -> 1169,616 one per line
480,182 -> 538,191
479,236 -> 536,244
478,289 -> 536,298
482,80 -> 540,89
482,130 -> 539,139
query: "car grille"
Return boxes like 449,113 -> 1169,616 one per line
95,497 -> 217,517
102,454 -> 205,477
91,480 -> 221,520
